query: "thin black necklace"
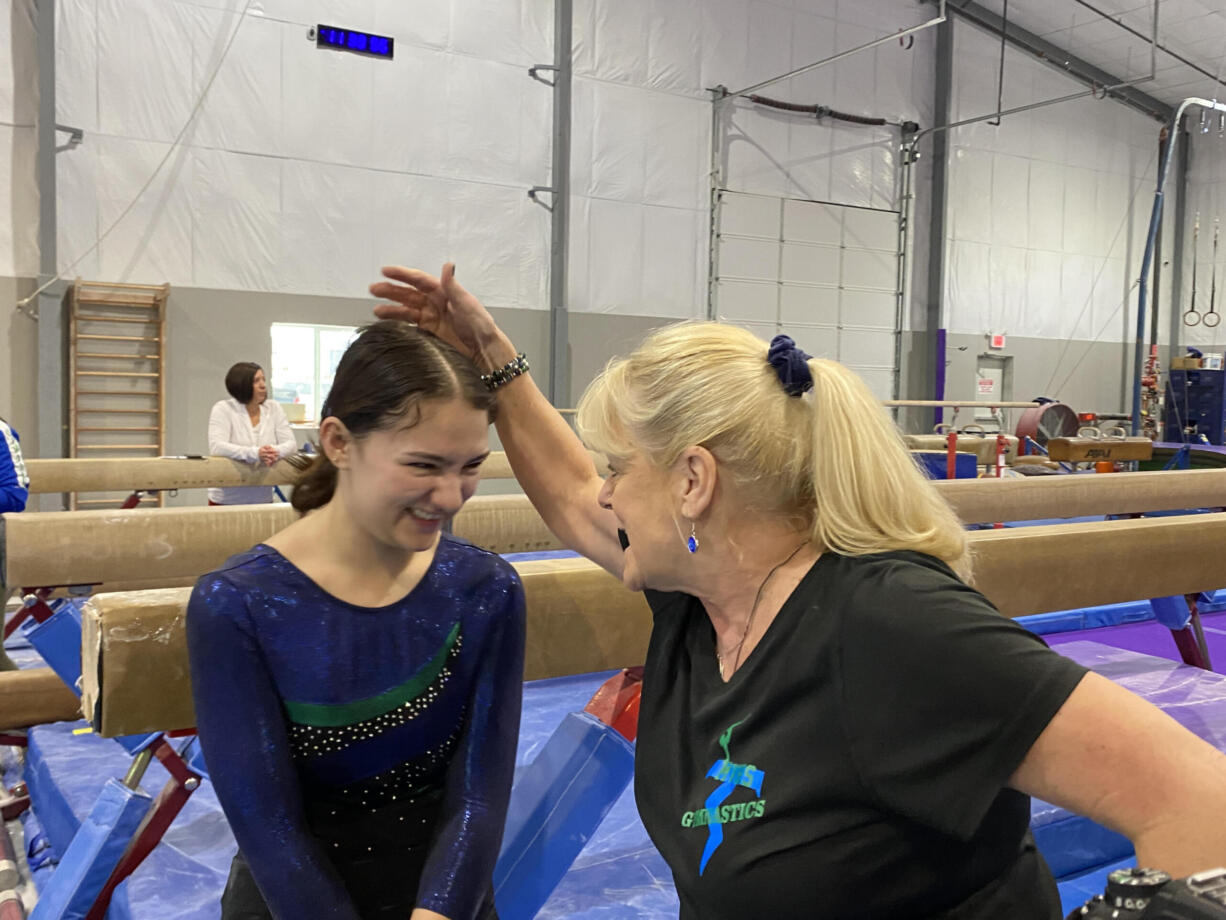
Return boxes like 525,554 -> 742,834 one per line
717,540 -> 809,680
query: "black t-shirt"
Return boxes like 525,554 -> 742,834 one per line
634,550 -> 1087,920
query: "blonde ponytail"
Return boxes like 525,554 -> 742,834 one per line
576,321 -> 971,581
806,358 -> 971,581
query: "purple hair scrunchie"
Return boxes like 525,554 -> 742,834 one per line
767,334 -> 814,397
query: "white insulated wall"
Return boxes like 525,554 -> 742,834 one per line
944,20 -> 1166,360
26,0 -> 1200,348
50,0 -> 945,323
1181,128 -> 1226,352
55,0 -> 554,309
571,0 -> 935,321
0,0 -> 37,279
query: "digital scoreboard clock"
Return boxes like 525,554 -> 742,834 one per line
315,24 -> 394,59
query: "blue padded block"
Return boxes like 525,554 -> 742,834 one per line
1200,589 -> 1226,613
1056,856 -> 1137,916
28,777 -> 151,920
1151,595 -> 1192,631
185,738 -> 209,780
25,723 -> 235,920
914,450 -> 978,480
1017,600 -> 1156,635
494,711 -> 635,920
502,550 -> 581,564
24,723 -> 104,861
21,601 -> 84,693
1030,797 -> 1132,878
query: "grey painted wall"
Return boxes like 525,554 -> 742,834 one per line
0,277 -> 682,504
898,329 -> 1134,436
2,277 -> 1145,502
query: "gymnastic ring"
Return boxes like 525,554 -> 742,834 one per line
1091,82 -> 1108,100
1204,312 -> 1221,327
1185,309 -> 1202,326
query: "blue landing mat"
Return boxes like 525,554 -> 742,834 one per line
16,642 -> 1226,917
23,670 -> 678,920
25,723 -> 235,920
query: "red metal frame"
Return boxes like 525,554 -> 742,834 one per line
2,589 -> 56,641
82,737 -> 202,920
0,788 -> 29,823
1170,595 -> 1213,671
0,890 -> 23,920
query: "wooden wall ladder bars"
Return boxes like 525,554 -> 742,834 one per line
68,280 -> 170,510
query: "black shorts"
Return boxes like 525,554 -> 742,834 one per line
219,792 -> 497,919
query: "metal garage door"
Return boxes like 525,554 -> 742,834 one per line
712,190 -> 902,400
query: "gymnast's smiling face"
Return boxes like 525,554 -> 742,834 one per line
336,396 -> 490,554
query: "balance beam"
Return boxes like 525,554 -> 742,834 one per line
80,556 -> 654,736
24,452 -> 607,494
905,434 -> 1019,466
25,457 -> 304,493
1,497 -> 561,590
74,512 -> 1226,736
9,469 -> 1226,590
1046,437 -> 1154,462
0,668 -> 82,728
933,468 -> 1226,524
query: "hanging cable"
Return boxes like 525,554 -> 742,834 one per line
744,93 -> 916,130
15,0 -> 255,320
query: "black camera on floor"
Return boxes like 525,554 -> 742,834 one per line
1067,867 -> 1226,919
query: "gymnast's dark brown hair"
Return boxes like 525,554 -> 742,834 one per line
291,321 -> 497,513
225,362 -> 263,404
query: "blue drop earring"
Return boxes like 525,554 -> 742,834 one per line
687,521 -> 699,554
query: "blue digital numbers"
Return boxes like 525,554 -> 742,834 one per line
316,24 -> 394,60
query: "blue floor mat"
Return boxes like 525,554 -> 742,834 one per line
21,671 -> 678,919
13,635 -> 1226,917
1030,642 -> 1226,883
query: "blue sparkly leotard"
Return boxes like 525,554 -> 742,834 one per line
187,536 -> 526,920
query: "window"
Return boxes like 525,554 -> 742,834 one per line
270,323 -> 358,422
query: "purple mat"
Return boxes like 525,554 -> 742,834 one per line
1048,610 -> 1226,674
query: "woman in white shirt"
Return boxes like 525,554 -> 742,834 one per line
208,362 -> 298,505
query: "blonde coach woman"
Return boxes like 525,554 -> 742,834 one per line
370,262 -> 1226,920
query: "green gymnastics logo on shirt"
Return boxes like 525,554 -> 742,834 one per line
679,719 -> 767,875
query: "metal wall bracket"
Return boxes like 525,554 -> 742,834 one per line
527,186 -> 555,212
529,64 -> 558,86
55,123 -> 84,152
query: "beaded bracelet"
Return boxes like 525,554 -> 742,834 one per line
481,353 -> 530,391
